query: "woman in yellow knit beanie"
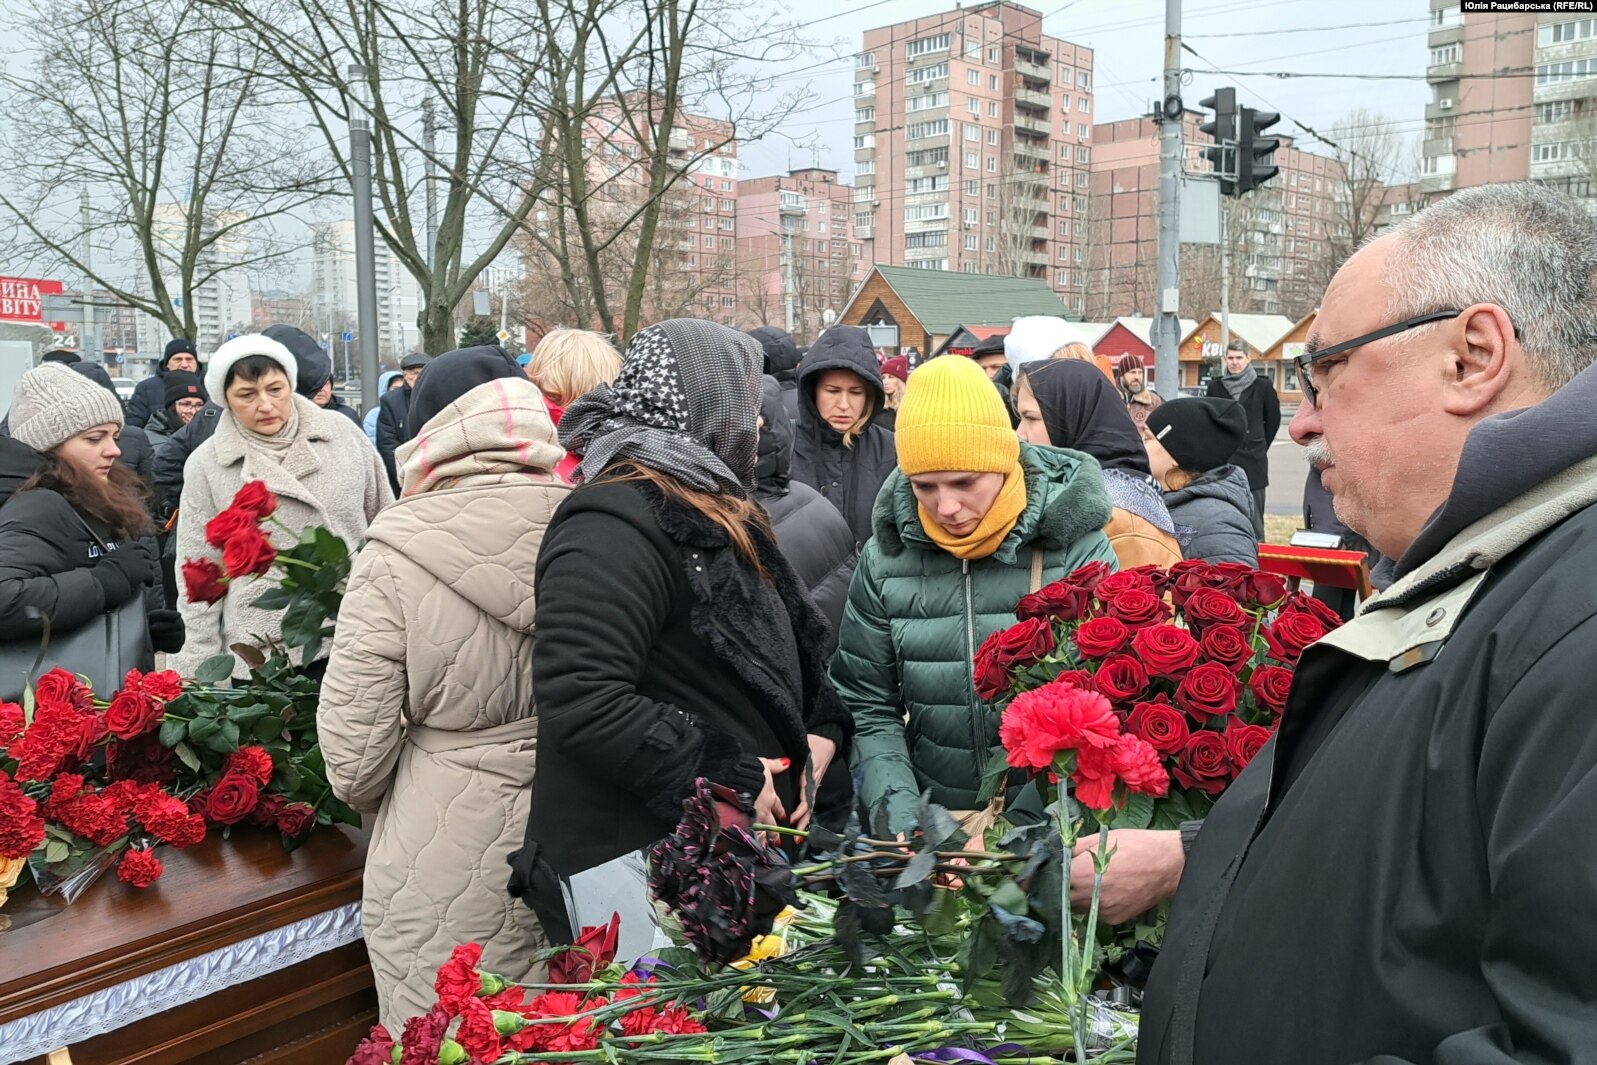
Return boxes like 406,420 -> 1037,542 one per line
829,354 -> 1118,835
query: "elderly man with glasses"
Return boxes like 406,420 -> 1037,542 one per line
1135,182 -> 1597,1065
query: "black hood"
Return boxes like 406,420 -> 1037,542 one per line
405,344 -> 523,441
1019,358 -> 1150,478
1396,356 -> 1597,579
262,325 -> 332,397
755,375 -> 795,495
748,326 -> 802,383
796,326 -> 884,443
68,360 -> 122,401
0,435 -> 43,510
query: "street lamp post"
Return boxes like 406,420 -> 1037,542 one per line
349,64 -> 381,412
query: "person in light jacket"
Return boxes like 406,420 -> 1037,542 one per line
1142,397 -> 1258,566
172,335 -> 391,677
320,346 -> 565,1032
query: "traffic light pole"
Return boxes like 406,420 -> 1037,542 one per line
1152,0 -> 1183,402
1219,200 -> 1230,358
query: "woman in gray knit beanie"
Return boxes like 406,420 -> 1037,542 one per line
0,363 -> 183,660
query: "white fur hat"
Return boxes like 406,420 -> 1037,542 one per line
205,334 -> 299,402
1005,316 -> 1092,369
9,363 -> 126,454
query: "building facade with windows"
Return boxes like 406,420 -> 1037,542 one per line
734,168 -> 863,342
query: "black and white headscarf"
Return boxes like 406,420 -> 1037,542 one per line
560,319 -> 764,497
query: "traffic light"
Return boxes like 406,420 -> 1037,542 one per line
1199,88 -> 1237,196
1237,106 -> 1281,196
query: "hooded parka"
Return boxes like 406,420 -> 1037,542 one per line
748,326 -> 803,425
792,326 -> 897,548
831,442 -> 1118,833
1162,465 -> 1257,565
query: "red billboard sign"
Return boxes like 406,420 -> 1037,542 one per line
0,276 -> 64,324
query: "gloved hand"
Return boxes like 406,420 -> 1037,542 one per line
91,543 -> 158,607
146,609 -> 186,654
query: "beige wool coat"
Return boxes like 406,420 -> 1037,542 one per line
318,376 -> 570,1032
172,394 -> 392,676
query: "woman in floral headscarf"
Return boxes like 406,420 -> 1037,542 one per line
509,319 -> 851,959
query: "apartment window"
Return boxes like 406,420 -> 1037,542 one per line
908,92 -> 949,113
1431,5 -> 1460,27
703,236 -> 715,248
1540,17 -> 1597,45
1077,97 -> 1090,113
718,217 -> 733,230
1074,196 -> 1087,214
1429,44 -> 1460,66
858,159 -> 875,175
1075,172 -> 1089,188
987,129 -> 999,145
967,69 -> 981,86
1077,146 -> 1090,163
964,234 -> 978,250
966,151 -> 979,168
1060,144 -> 1071,160
856,107 -> 875,122
850,243 -> 862,255
988,47 -> 998,62
1073,246 -> 1084,263
1078,123 -> 1090,140
905,230 -> 947,249
987,155 -> 997,171
722,180 -> 733,191
1058,245 -> 1069,261
907,62 -> 949,84
907,175 -> 949,194
905,203 -> 949,221
1061,95 -> 1071,111
720,237 -> 733,249
854,81 -> 875,97
988,101 -> 999,118
965,179 -> 979,194
855,51 -> 876,68
985,237 -> 995,252
853,134 -> 874,149
907,33 -> 951,58
1537,59 -> 1597,84
720,198 -> 734,210
854,212 -> 872,229
1537,100 -> 1575,125
965,207 -> 978,224
907,259 -> 949,270
1533,141 -> 1584,162
1058,219 -> 1070,236
721,296 -> 734,308
907,119 -> 950,139
1077,71 -> 1090,90
986,210 -> 996,224
966,124 -> 981,142
963,262 -> 978,273
967,98 -> 980,115
907,146 -> 949,167
702,197 -> 714,212
990,74 -> 1000,90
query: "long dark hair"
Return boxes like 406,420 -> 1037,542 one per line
605,462 -> 774,582
21,452 -> 152,540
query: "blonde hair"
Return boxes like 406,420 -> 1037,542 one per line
1052,342 -> 1096,362
526,328 -> 622,406
882,374 -> 905,411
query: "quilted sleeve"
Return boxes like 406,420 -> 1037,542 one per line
170,466 -> 224,677
319,547 -> 409,814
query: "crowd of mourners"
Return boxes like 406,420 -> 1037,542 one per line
3,181 -> 1596,1065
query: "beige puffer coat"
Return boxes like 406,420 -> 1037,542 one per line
172,394 -> 392,676
318,376 -> 569,1032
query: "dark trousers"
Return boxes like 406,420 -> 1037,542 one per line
1250,488 -> 1267,543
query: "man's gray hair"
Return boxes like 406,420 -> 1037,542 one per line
1381,182 -> 1597,391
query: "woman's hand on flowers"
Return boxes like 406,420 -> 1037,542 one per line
1068,829 -> 1185,924
789,734 -> 838,831
755,757 -> 790,844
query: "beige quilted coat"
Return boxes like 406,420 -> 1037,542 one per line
319,376 -> 569,1031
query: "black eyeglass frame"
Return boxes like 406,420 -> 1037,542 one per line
1294,309 -> 1464,406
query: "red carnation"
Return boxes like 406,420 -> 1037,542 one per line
398,1006 -> 451,1065
454,998 -> 502,1062
0,702 -> 24,746
8,698 -> 100,780
347,1026 -> 396,1065
104,690 -> 164,741
1074,616 -> 1131,659
1130,624 -> 1201,679
434,942 -> 487,1015
231,481 -> 279,521
0,770 -> 45,859
192,772 -> 259,825
1173,731 -> 1231,794
1182,587 -> 1250,632
222,528 -> 277,580
1248,664 -> 1294,715
126,668 -> 183,703
511,991 -> 604,1054
138,793 -> 207,848
275,802 -> 317,838
1175,662 -> 1241,720
1127,696 -> 1191,756
1108,588 -> 1173,629
1094,654 -> 1150,704
999,679 -> 1122,772
57,789 -> 129,846
550,912 -> 620,985
992,617 -> 1056,668
1199,624 -> 1253,671
1225,719 -> 1274,771
181,558 -> 229,605
652,1006 -> 709,1035
1108,732 -> 1171,797
117,846 -> 164,888
1016,580 -> 1090,623
224,746 -> 275,786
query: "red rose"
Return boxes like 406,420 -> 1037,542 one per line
1129,624 -> 1201,679
194,771 -> 260,825
225,746 -> 275,786
1127,697 -> 1191,756
107,733 -> 176,786
992,617 -> 1056,668
1279,592 -> 1345,630
1094,654 -> 1150,704
0,770 -> 45,859
1122,564 -> 1176,593
1096,570 -> 1156,602
1248,664 -> 1294,715
104,690 -> 163,741
275,802 -> 317,838
1174,731 -> 1232,794
550,911 -> 621,984
1064,560 -> 1113,592
1015,580 -> 1090,623
1051,669 -> 1099,692
117,846 -> 164,888
1266,611 -> 1328,663
1108,589 -> 1173,630
1175,662 -> 1241,720
34,668 -> 92,713
434,942 -> 486,1015
1199,625 -> 1253,671
1225,719 -> 1273,771
231,481 -> 279,521
1168,560 -> 1215,608
248,793 -> 286,827
973,645 -> 1012,701
1073,616 -> 1131,659
204,506 -> 257,551
1242,571 -> 1289,609
182,558 -> 229,605
1182,587 -> 1250,632
1209,562 -> 1256,596
999,680 -> 1122,772
221,528 -> 277,580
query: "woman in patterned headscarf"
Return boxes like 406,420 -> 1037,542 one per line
509,319 -> 853,959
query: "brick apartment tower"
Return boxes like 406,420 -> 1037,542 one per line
734,168 -> 865,343
855,2 -> 1097,316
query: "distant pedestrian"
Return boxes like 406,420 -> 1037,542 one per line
363,371 -> 404,447
874,356 -> 908,433
1205,338 -> 1280,541
127,339 -> 200,429
1117,353 -> 1162,429
903,345 -> 922,370
748,326 -> 803,424
143,372 -> 208,451
376,352 -> 431,495
40,349 -> 81,365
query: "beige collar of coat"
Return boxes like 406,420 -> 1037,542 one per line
211,393 -> 345,512
394,377 -> 565,498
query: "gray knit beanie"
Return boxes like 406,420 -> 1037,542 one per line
10,363 -> 126,454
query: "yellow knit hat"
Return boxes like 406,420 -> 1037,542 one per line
895,355 -> 1020,476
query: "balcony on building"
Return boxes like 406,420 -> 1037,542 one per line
1427,60 -> 1462,83
1427,23 -> 1462,49
1015,47 -> 1052,84
1014,140 -> 1050,164
1015,87 -> 1052,112
779,190 -> 808,218
1014,113 -> 1050,137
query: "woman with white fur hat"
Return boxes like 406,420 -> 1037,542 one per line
171,335 -> 391,677
0,363 -> 178,670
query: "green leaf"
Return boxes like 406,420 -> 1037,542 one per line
922,885 -> 962,937
158,717 -> 188,748
249,587 -> 294,611
188,715 -> 220,743
988,878 -> 1028,914
174,742 -> 201,772
195,655 -> 236,686
313,527 -> 350,566
252,716 -> 286,743
218,718 -> 240,748
976,748 -> 1011,805
44,840 -> 69,864
279,598 -> 324,649
323,795 -> 362,828
1116,791 -> 1156,831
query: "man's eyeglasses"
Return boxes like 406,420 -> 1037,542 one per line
1294,310 -> 1463,407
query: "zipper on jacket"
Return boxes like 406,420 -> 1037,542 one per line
964,560 -> 985,770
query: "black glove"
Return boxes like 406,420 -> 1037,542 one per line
147,609 -> 186,654
91,544 -> 158,607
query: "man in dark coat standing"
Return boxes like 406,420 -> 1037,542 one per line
1140,182 -> 1597,1065
376,352 -> 430,496
1205,337 -> 1279,542
127,339 -> 201,429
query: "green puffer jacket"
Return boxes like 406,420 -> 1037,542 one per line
831,443 -> 1118,834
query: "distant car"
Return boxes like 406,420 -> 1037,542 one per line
113,379 -> 137,403
1178,386 -> 1205,398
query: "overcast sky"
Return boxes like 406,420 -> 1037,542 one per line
738,0 -> 1432,181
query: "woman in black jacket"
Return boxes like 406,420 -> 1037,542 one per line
792,325 -> 897,547
513,320 -> 852,945
0,364 -> 179,661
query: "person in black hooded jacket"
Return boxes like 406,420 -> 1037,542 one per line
126,339 -> 201,429
748,326 -> 802,425
791,325 -> 897,547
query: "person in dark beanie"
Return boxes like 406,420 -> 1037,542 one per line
748,326 -> 802,424
40,348 -> 81,365
127,338 -> 200,429
1117,353 -> 1162,429
1142,396 -> 1256,565
1204,338 -> 1280,540
376,352 -> 431,495
143,371 -> 208,450
274,326 -> 362,428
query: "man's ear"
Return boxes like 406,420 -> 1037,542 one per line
1442,303 -> 1517,417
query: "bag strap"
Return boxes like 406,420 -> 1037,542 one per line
72,510 -> 112,555
1029,546 -> 1045,594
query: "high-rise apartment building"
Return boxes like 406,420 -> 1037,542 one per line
138,203 -> 254,354
1421,3 -> 1534,198
854,2 -> 1096,315
1528,13 -> 1597,201
735,168 -> 864,341
310,220 -> 423,363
